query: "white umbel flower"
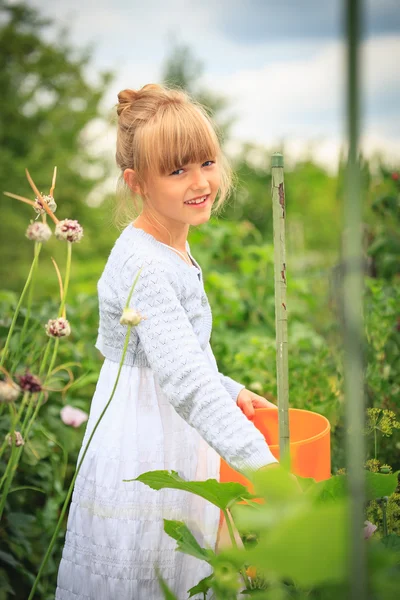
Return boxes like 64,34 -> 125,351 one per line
55,219 -> 84,243
0,380 -> 21,403
120,308 -> 146,326
45,317 -> 71,338
34,194 -> 57,215
25,221 -> 52,242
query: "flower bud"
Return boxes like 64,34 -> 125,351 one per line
17,372 -> 42,393
25,221 -> 52,243
120,308 -> 146,326
60,405 -> 88,428
45,317 -> 71,338
0,380 -> 21,403
55,219 -> 84,243
34,194 -> 57,215
6,431 -> 25,447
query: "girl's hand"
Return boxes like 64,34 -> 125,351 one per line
237,388 -> 278,420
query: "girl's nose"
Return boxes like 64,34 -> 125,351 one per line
189,168 -> 209,190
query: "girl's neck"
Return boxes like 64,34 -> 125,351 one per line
132,215 -> 188,253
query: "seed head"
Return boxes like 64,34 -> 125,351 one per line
120,308 -> 146,326
34,194 -> 57,215
6,431 -> 25,447
45,317 -> 71,338
25,221 -> 52,242
55,219 -> 84,243
17,371 -> 42,393
0,380 -> 21,403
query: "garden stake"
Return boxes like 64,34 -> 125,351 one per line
344,0 -> 367,598
271,152 -> 290,463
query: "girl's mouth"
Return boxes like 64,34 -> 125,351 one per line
184,194 -> 210,208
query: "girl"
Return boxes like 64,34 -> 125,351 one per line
55,83 -> 279,600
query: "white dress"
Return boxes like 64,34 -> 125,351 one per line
55,262 -> 222,600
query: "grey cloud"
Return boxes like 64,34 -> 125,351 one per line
214,0 -> 400,44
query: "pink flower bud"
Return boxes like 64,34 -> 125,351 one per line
17,372 -> 42,393
0,380 -> 21,403
120,307 -> 146,326
60,405 -> 88,428
55,219 -> 84,243
391,172 -> 399,181
25,222 -> 52,242
34,194 -> 57,215
45,317 -> 71,338
6,431 -> 25,447
364,520 -> 377,539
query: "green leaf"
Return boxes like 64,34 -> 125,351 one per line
127,470 -> 255,509
306,471 -> 399,504
163,519 -> 215,563
187,574 -> 214,598
365,470 -> 399,500
220,499 -> 349,588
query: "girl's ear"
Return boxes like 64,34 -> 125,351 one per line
124,169 -> 142,195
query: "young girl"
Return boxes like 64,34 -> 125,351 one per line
55,83 -> 279,600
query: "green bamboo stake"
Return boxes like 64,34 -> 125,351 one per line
344,0 -> 367,598
271,153 -> 290,463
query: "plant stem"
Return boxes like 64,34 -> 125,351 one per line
0,391 -> 30,461
0,241 -> 42,368
222,509 -> 251,590
10,242 -> 41,374
374,428 -> 377,461
58,242 -> 72,319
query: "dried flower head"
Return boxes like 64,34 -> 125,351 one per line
120,308 -> 147,326
17,372 -> 42,393
6,431 -> 25,447
34,194 -> 57,215
45,317 -> 71,338
25,221 -> 52,243
0,380 -> 21,403
336,467 -> 347,475
55,219 -> 84,243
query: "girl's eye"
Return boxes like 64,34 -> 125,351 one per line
170,160 -> 215,176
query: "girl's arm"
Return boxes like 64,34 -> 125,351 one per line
121,257 -> 278,476
205,342 -> 245,403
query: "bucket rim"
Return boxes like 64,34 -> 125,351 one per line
253,407 -> 331,447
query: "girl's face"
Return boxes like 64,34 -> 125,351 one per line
125,159 -> 220,231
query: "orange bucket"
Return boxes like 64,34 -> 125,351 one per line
218,408 -> 331,531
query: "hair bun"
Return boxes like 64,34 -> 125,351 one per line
117,89 -> 138,116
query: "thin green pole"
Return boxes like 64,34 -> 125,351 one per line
344,1 -> 367,599
271,152 -> 290,463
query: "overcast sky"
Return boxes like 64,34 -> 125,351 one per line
25,0 -> 400,186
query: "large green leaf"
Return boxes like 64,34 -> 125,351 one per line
307,472 -> 399,503
163,519 -> 215,562
128,470 -> 255,509
219,499 -> 349,588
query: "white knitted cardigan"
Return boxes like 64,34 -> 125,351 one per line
95,224 -> 278,475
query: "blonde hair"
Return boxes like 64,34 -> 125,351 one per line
113,83 -> 237,229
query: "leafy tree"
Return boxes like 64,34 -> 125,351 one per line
0,1 -> 114,292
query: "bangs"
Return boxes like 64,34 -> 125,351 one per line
134,103 -> 220,179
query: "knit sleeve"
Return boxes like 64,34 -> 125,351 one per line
218,373 -> 246,404
121,258 -> 278,476
205,341 -> 245,403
